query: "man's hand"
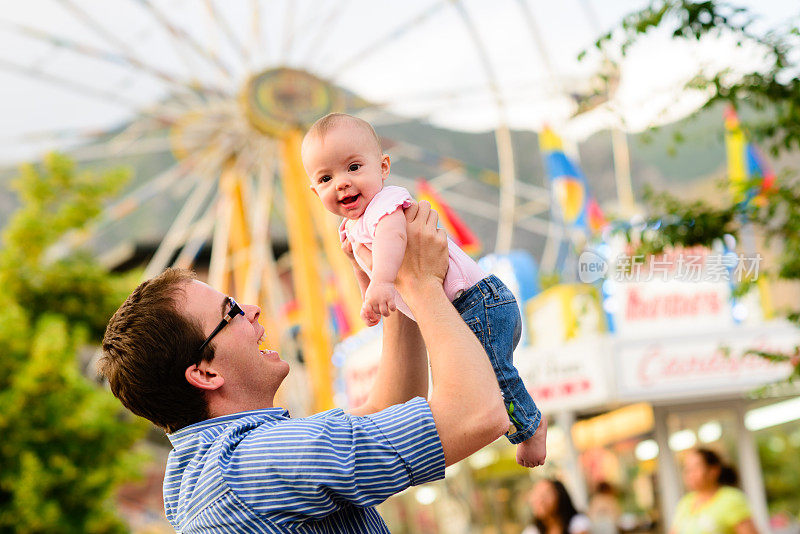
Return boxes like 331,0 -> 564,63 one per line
342,239 -> 373,272
341,238 -> 357,264
396,201 -> 507,467
362,281 -> 397,326
396,201 -> 448,297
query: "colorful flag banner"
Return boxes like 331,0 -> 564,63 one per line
539,127 -> 590,231
724,106 -> 776,207
586,197 -> 608,235
416,178 -> 482,256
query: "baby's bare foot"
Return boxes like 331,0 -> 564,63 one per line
516,416 -> 547,468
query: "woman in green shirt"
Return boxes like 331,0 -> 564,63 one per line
671,448 -> 759,534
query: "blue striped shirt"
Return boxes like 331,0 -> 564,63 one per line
164,397 -> 445,533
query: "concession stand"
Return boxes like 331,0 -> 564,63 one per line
333,250 -> 799,532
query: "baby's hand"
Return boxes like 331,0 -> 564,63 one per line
362,281 -> 397,325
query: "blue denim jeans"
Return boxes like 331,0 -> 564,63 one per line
452,275 -> 541,444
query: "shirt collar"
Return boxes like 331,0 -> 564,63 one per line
167,407 -> 290,448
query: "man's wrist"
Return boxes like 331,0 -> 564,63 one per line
399,278 -> 445,310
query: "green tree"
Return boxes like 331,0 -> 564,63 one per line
591,1 -> 800,381
0,153 -> 148,533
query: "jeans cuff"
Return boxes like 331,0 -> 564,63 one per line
505,409 -> 541,444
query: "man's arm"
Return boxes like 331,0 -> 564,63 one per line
342,239 -> 371,298
348,311 -> 428,416
344,231 -> 428,417
396,202 -> 507,466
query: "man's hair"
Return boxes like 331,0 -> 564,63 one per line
99,268 -> 211,433
304,112 -> 382,154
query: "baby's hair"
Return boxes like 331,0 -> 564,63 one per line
306,112 -> 382,154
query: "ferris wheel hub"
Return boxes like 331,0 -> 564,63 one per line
239,68 -> 344,137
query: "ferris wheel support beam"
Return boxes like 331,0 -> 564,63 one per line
220,159 -> 254,298
450,0 -> 517,253
308,186 -> 365,337
246,154 -> 282,351
281,129 -> 334,413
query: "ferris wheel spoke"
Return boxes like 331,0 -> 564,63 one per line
55,0 -> 137,60
451,0 -> 517,253
69,135 -> 173,161
450,1 -> 504,112
204,0 -> 249,68
173,198 -> 218,269
249,0 -> 266,67
132,0 -> 235,82
0,125 -> 127,147
297,0 -> 349,67
328,0 -> 447,80
514,180 -> 550,202
143,161 -> 221,279
383,138 -> 501,189
515,199 -> 550,220
102,116 -> 170,157
208,193 -> 233,291
280,0 -> 296,63
355,77 -> 562,118
514,215 -> 553,237
514,0 -> 562,90
0,21 -> 227,98
0,57 -> 178,120
94,154 -> 210,229
48,155 -> 202,262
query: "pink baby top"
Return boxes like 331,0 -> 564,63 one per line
339,185 -> 485,320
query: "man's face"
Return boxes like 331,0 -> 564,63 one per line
181,280 -> 289,404
303,122 -> 390,220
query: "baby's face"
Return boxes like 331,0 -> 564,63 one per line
303,122 -> 389,220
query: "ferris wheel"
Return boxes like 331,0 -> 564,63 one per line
0,0 -> 612,411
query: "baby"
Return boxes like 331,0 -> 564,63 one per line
301,113 -> 547,467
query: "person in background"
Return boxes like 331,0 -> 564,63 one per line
523,478 -> 591,534
671,448 -> 759,534
588,481 -> 621,534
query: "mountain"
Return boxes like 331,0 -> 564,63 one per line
1,102 -> 795,267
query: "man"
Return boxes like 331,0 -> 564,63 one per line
100,202 -> 508,533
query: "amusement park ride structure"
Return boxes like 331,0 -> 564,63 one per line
0,0 -> 625,412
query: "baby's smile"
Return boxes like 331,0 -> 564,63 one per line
339,193 -> 361,208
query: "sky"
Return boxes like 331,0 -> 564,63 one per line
0,0 -> 796,164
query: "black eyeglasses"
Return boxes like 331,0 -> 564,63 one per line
197,297 -> 245,356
